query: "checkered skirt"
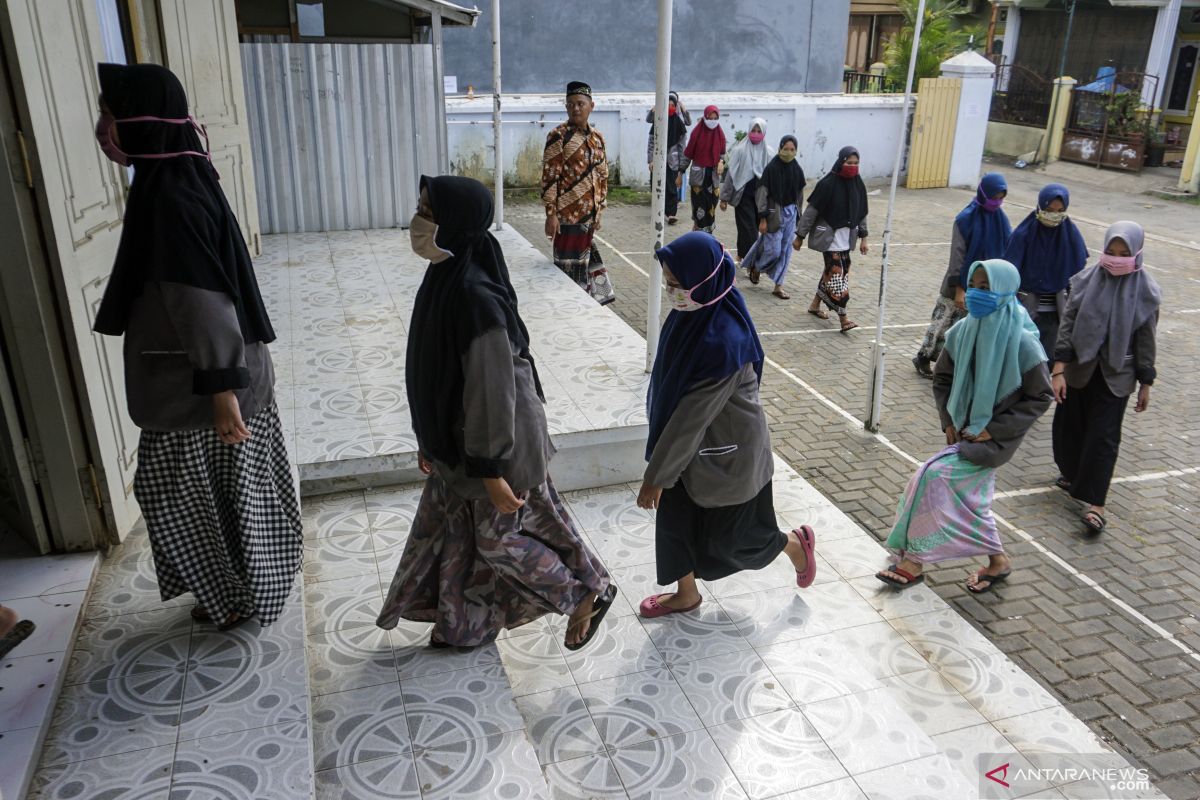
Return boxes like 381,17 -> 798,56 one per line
133,404 -> 302,625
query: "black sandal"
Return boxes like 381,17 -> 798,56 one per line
1054,477 -> 1071,491
0,620 -> 36,660
912,357 -> 933,379
217,614 -> 255,633
563,585 -> 618,652
966,569 -> 1011,594
1082,511 -> 1106,534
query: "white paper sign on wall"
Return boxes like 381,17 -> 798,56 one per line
444,75 -> 458,94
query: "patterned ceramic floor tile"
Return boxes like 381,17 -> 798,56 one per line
639,601 -> 754,665
389,623 -> 504,681
756,633 -> 884,707
668,647 -> 792,727
311,681 -> 410,772
304,532 -> 379,584
26,743 -> 174,800
515,684 -> 606,766
314,753 -> 421,800
936,653 -> 1062,723
307,625 -> 399,695
303,492 -> 371,541
170,720 -> 310,799
362,487 -> 422,533
847,574 -> 948,620
542,751 -> 630,800
815,536 -> 894,580
39,670 -> 183,765
716,586 -> 830,648
776,504 -> 872,543
609,728 -> 747,800
177,645 -> 308,741
880,666 -> 990,737
775,777 -> 869,799
851,753 -> 981,800
414,729 -> 550,800
706,707 -> 848,799
558,614 -> 664,685
304,571 -> 385,635
64,606 -> 192,687
701,551 -> 837,600
85,555 -> 193,620
801,687 -> 940,776
401,662 -> 524,750
496,624 -> 576,697
887,609 -> 1007,669
993,706 -> 1129,768
576,667 -> 704,751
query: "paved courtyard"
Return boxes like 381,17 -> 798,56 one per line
505,160 -> 1200,800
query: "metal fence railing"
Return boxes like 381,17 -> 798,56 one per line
843,70 -> 895,94
989,64 -> 1052,128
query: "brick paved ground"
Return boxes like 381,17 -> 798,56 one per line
507,159 -> 1200,799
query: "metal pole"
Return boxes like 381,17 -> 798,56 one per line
865,0 -> 927,432
491,0 -> 503,229
646,0 -> 672,373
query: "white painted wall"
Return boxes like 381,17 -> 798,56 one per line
445,92 -> 909,187
941,52 -> 998,189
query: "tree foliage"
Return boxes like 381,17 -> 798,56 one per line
883,0 -> 985,89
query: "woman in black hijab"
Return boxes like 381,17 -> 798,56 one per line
796,146 -> 870,332
92,63 -> 300,631
646,91 -> 690,223
376,175 -> 615,652
742,135 -> 806,299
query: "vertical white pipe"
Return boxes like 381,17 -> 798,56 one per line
492,0 -> 503,228
865,0 -> 927,432
646,0 -> 673,373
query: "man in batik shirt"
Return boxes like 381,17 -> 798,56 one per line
541,81 -> 613,305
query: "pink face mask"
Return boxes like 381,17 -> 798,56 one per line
1099,250 -> 1141,276
665,253 -> 734,312
748,131 -> 765,145
95,112 -> 212,167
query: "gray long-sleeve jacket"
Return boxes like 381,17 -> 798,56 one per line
795,203 -> 869,252
123,281 -> 275,432
937,224 -> 969,299
755,182 -> 805,234
433,328 -> 555,501
645,363 -> 773,508
646,108 -> 691,169
931,352 -> 1053,468
1052,286 -> 1158,399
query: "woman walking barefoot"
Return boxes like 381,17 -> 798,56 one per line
637,233 -> 816,617
796,146 -> 870,333
1051,222 -> 1159,535
878,260 -> 1051,594
377,176 -> 615,651
742,136 -> 806,300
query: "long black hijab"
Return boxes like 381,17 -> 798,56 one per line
92,63 -> 273,344
807,146 -> 868,230
406,175 -> 541,468
760,135 -> 806,207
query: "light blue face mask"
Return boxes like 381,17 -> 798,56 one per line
965,287 -> 1013,318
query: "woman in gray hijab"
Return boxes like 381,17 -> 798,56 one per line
1051,221 -> 1160,534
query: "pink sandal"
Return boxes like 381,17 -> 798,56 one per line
639,593 -> 703,619
792,526 -> 817,588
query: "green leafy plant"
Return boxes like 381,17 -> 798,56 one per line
883,0 -> 984,87
1102,91 -> 1150,139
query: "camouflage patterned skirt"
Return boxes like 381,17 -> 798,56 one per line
375,473 -> 611,646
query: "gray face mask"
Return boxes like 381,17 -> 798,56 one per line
409,213 -> 452,263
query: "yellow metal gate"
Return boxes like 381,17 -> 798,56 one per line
906,77 -> 962,189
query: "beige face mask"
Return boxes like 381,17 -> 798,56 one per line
410,213 -> 452,263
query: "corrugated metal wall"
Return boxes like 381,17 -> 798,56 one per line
241,42 -> 439,233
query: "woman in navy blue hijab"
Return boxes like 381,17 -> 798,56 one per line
913,172 -> 1013,377
1004,183 -> 1088,358
635,232 -> 817,618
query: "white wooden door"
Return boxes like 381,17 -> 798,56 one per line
1,0 -> 142,543
157,0 -> 262,254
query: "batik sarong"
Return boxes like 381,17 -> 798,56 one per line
885,445 -> 1003,564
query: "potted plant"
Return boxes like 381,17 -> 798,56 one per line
1144,126 -> 1167,168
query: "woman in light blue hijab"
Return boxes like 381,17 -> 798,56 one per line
878,260 -> 1052,594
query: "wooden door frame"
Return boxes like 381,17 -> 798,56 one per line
0,28 -> 108,552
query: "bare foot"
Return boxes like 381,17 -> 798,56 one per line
0,606 -> 18,638
877,558 -> 923,584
